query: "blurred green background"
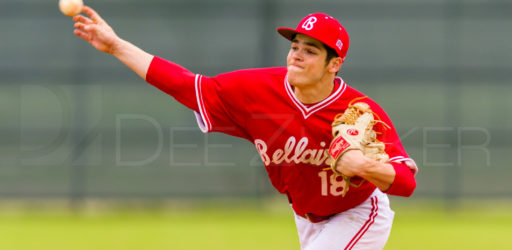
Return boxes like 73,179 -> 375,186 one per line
0,0 -> 511,249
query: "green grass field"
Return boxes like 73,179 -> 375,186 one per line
0,200 -> 510,250
386,201 -> 512,250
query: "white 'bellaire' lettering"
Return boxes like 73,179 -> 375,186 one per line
255,139 -> 271,166
255,136 -> 332,167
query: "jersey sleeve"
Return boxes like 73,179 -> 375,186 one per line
194,72 -> 252,140
368,99 -> 418,197
146,56 -> 199,112
145,56 -> 251,140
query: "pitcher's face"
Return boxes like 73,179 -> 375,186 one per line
286,34 -> 330,87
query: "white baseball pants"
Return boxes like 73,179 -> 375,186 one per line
294,189 -> 395,250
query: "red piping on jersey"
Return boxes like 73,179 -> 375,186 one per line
345,196 -> 379,250
195,74 -> 212,132
284,75 -> 347,119
389,156 -> 418,175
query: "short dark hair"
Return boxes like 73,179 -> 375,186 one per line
322,44 -> 339,65
321,44 -> 340,75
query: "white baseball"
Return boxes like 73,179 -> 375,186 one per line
59,0 -> 83,16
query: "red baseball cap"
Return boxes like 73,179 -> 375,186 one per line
277,13 -> 350,61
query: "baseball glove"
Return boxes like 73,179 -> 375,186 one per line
328,97 -> 390,197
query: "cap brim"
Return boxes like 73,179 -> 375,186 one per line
277,27 -> 299,41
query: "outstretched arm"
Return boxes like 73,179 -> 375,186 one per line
72,5 -> 153,80
72,5 -> 200,112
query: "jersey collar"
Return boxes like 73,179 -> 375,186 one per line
284,75 -> 346,119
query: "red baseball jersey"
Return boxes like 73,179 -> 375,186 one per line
147,57 -> 417,216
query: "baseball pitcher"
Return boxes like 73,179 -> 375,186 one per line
72,6 -> 418,249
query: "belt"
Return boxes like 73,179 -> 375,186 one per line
298,213 -> 335,223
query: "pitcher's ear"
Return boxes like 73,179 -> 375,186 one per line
328,57 -> 342,73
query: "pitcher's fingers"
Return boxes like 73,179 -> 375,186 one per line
84,24 -> 98,32
74,29 -> 89,41
82,5 -> 104,23
74,22 -> 84,30
73,15 -> 93,25
73,22 -> 90,32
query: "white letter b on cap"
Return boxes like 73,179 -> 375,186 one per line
302,17 -> 317,30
